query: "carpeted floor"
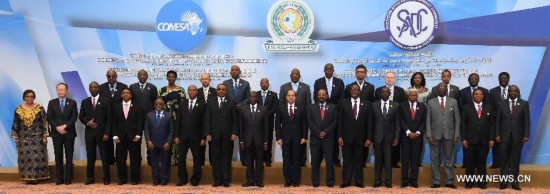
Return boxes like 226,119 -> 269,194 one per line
0,181 -> 548,193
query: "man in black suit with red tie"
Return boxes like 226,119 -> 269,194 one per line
307,89 -> 338,187
112,88 -> 143,185
339,85 -> 372,188
198,73 -> 216,166
256,78 -> 278,167
461,89 -> 495,189
496,85 -> 529,191
205,84 -> 239,187
313,63 -> 345,167
79,81 -> 112,185
175,85 -> 206,186
276,90 -> 308,187
47,83 -> 78,185
399,88 -> 426,188
100,69 -> 127,165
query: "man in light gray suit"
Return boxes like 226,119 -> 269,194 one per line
426,83 -> 460,189
279,68 -> 312,166
223,65 -> 251,166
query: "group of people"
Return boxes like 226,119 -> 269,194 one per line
11,64 -> 529,191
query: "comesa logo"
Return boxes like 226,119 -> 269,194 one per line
156,0 -> 208,52
385,0 -> 439,51
264,0 -> 318,52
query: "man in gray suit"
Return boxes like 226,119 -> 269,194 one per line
426,83 -> 460,189
223,65 -> 251,166
144,98 -> 174,185
279,68 -> 312,166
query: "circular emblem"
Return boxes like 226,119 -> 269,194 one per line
385,0 -> 439,50
156,0 -> 208,52
267,0 -> 314,43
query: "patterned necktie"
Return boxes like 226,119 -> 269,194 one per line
502,88 -> 506,99
440,97 -> 445,111
110,85 -> 115,97
383,102 -> 388,118
60,99 -> 65,113
289,105 -> 294,121
352,100 -> 358,120
477,104 -> 482,118
410,103 -> 416,120
156,111 -> 161,126
320,104 -> 325,121
92,97 -> 96,109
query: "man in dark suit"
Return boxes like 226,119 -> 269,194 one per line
313,63 -> 345,167
458,73 -> 490,107
205,84 -> 239,187
460,89 -> 495,189
344,64 -> 375,166
276,90 -> 308,187
426,83 -> 460,189
78,81 -> 111,185
488,72 -> 520,169
399,88 -> 426,188
375,72 -> 406,168
175,85 -> 206,186
307,89 -> 338,187
129,69 -> 158,165
239,92 -> 269,187
370,87 -> 400,188
279,68 -> 311,167
100,69 -> 127,165
198,73 -> 216,166
112,88 -> 143,185
496,85 -> 530,191
257,78 -> 278,167
338,85 -> 372,188
47,83 -> 78,185
429,69 -> 459,100
223,65 -> 251,166
144,98 -> 174,186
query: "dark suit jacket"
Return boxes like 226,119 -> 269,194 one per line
204,97 -> 238,141
307,103 -> 338,144
257,90 -> 278,129
79,96 -> 111,142
99,81 -> 128,105
369,101 -> 401,144
239,104 -> 269,147
429,84 -> 459,100
129,82 -> 158,114
337,98 -> 372,144
457,86 -> 490,108
176,99 -> 206,142
47,98 -> 78,138
399,101 -> 427,142
489,86 -> 521,112
112,101 -> 143,140
223,79 -> 251,105
460,103 -> 495,145
344,81 -> 375,102
374,86 -> 407,103
198,86 -> 217,104
144,111 -> 174,148
275,104 -> 308,144
313,77 -> 345,105
496,99 -> 530,143
279,82 -> 312,106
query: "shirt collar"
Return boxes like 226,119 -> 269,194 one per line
261,89 -> 269,94
409,101 -> 416,107
140,82 -> 147,86
381,99 -> 390,104
250,103 -> 257,107
59,97 -> 66,102
385,85 -> 394,90
475,101 -> 483,107
325,77 -> 333,82
356,80 -> 364,85
501,85 -> 508,90
233,78 -> 240,83
509,98 -> 517,103
110,82 -> 117,88
292,82 -> 299,86
319,102 -> 326,107
351,97 -> 360,103
123,100 -> 132,105
288,103 -> 295,107
189,98 -> 196,103
92,94 -> 100,99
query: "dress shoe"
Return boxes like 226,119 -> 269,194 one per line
160,181 -> 168,186
334,163 -> 342,167
340,184 -> 350,188
242,182 -> 255,187
489,164 -> 500,169
312,183 -> 320,187
223,183 -> 230,187
212,183 -> 221,187
284,183 -> 291,187
465,185 -> 472,189
292,184 -> 299,187
117,181 -> 126,185
385,184 -> 392,188
265,163 -> 272,167
356,184 -> 365,188
64,180 -> 72,185
401,183 -> 409,188
445,184 -> 457,189
411,183 -> 419,188
479,185 -> 487,189
85,179 -> 95,185
191,182 -> 199,186
512,184 -> 521,190
103,180 -> 110,185
431,184 -> 440,188
499,183 -> 508,190
373,183 -> 382,188
55,180 -> 63,185
153,181 -> 159,186
257,183 -> 264,187
176,181 -> 187,186
327,184 -> 334,187
131,181 -> 139,185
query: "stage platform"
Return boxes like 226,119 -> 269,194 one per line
1,160 -> 549,188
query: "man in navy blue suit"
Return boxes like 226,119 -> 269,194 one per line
144,98 -> 174,186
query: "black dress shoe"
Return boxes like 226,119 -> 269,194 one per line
265,163 -> 272,167
131,181 -> 138,185
335,163 -> 342,167
431,184 -> 440,188
117,181 -> 126,185
55,180 -> 63,185
85,179 -> 95,185
312,183 -> 320,187
373,183 -> 382,188
479,185 -> 487,189
356,184 -> 365,188
176,181 -> 187,186
401,183 -> 409,188
445,184 -> 457,189
212,183 -> 221,187
293,184 -> 299,187
160,181 -> 168,185
489,165 -> 500,169
191,182 -> 199,186
223,183 -> 230,187
64,180 -> 72,185
340,184 -> 350,188
242,182 -> 255,187
411,183 -> 419,188
153,181 -> 159,186
385,184 -> 392,188
284,183 -> 291,187
103,180 -> 110,185
499,183 -> 508,190
465,185 -> 472,189
327,184 -> 334,187
512,185 -> 521,190
257,183 -> 264,187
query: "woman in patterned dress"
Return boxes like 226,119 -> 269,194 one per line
159,70 -> 187,165
10,90 -> 50,184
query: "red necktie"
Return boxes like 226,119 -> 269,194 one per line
440,97 -> 445,111
511,100 -> 516,114
477,104 -> 482,118
289,105 -> 294,121
410,103 -> 416,120
92,97 -> 96,109
352,100 -> 358,120
320,104 -> 325,121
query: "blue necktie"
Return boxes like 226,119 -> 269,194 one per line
60,99 -> 65,113
189,101 -> 193,114
233,81 -> 238,97
156,112 -> 161,126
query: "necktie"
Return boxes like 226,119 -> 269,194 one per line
204,88 -> 208,102
219,98 -> 223,109
502,88 -> 506,99
123,103 -> 129,119
352,100 -> 358,120
383,102 -> 388,118
60,99 -> 65,113
410,103 -> 416,120
440,97 -> 445,111
477,104 -> 482,118
320,104 -> 325,121
189,101 -> 193,114
327,79 -> 332,98
156,111 -> 161,126
140,84 -> 145,93
289,105 -> 294,121
262,91 -> 267,105
251,105 -> 255,119
110,85 -> 115,97
92,97 -> 96,109
233,81 -> 238,96
389,88 -> 394,101
446,88 -> 449,97
511,100 -> 516,114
